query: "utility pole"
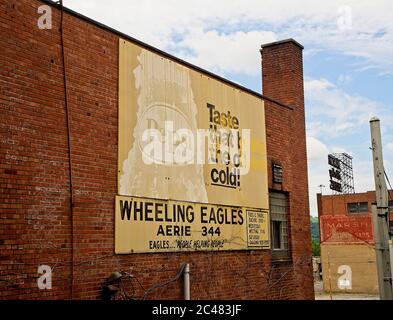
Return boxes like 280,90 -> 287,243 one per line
370,117 -> 393,300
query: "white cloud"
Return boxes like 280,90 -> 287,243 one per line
61,0 -> 393,75
386,142 -> 393,153
303,48 -> 323,57
304,77 -> 390,215
307,136 -> 329,161
305,78 -> 334,91
352,160 -> 375,192
57,0 -> 393,215
330,145 -> 349,154
177,30 -> 276,76
306,136 -> 330,216
337,74 -> 352,86
305,77 -> 381,138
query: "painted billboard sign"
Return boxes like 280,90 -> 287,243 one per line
320,215 -> 373,244
116,39 -> 270,253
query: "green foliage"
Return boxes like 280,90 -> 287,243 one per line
311,239 -> 320,256
310,216 -> 320,242
310,216 -> 320,256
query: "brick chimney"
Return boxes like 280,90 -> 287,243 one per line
261,38 -> 305,109
261,39 -> 314,299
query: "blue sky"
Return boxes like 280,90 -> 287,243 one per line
61,0 -> 393,216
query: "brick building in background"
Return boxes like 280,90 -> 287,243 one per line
317,191 -> 393,294
0,0 -> 313,299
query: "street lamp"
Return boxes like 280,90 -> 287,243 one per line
318,184 -> 326,195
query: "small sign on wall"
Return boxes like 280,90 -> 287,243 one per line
272,163 -> 283,184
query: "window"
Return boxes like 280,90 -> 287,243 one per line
347,202 -> 368,214
269,192 -> 289,260
389,200 -> 393,212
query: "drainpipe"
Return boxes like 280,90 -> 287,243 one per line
184,263 -> 190,300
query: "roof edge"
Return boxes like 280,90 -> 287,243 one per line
40,0 -> 294,110
261,38 -> 304,50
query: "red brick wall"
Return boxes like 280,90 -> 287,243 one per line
317,192 -> 384,294
318,191 -> 374,217
0,0 -> 313,299
318,190 -> 393,217
317,191 -> 393,244
261,40 -> 314,299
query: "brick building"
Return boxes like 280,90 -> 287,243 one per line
0,0 -> 314,299
317,191 -> 393,294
